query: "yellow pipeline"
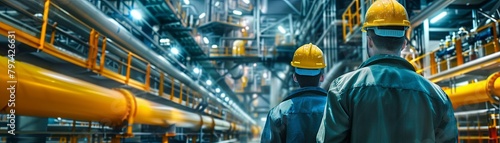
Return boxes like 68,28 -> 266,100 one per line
444,72 -> 500,109
0,56 -> 233,131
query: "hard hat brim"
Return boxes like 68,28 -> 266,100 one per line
366,27 -> 408,38
295,68 -> 321,76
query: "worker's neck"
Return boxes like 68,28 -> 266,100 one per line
371,48 -> 401,57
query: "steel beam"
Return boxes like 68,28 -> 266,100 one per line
283,0 -> 300,15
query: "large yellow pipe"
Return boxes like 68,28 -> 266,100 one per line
0,56 -> 234,131
444,72 -> 500,109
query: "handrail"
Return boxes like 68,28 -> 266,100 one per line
0,8 -> 225,119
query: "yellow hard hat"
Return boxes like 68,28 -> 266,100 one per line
290,43 -> 326,75
362,0 -> 410,32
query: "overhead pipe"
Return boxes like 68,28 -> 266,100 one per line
0,56 -> 235,132
50,0 -> 256,124
409,0 -> 456,28
444,72 -> 500,109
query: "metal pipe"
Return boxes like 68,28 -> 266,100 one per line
50,0 -> 255,124
409,0 -> 456,28
320,61 -> 348,90
0,56 -> 237,131
444,72 -> 500,109
455,108 -> 494,117
427,50 -> 500,83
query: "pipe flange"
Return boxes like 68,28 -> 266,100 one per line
487,72 -> 500,103
116,89 -> 138,137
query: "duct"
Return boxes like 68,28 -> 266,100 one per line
0,56 -> 242,132
443,72 -> 500,109
409,0 -> 456,28
51,0 -> 255,124
320,61 -> 348,90
427,50 -> 500,83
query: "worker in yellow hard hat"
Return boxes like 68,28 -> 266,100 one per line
317,0 -> 458,143
261,43 -> 327,143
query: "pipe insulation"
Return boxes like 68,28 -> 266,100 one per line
0,56 -> 235,131
50,0 -> 255,124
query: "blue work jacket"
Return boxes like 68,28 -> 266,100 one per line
261,86 -> 327,143
317,54 -> 459,143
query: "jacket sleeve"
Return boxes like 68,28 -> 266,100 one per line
261,110 -> 284,143
317,83 -> 350,143
436,95 -> 459,143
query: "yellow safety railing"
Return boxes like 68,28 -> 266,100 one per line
342,0 -> 360,43
408,21 -> 500,77
0,1 -> 225,117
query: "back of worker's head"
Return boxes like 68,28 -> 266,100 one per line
362,0 -> 410,57
290,43 -> 326,87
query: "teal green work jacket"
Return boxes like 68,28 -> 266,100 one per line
317,54 -> 458,143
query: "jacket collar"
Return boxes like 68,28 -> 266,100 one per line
358,54 -> 416,71
282,86 -> 327,101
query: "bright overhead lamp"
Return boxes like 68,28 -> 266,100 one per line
215,88 -> 221,93
430,11 -> 447,24
206,80 -> 212,85
278,25 -> 286,34
183,0 -> 190,5
130,9 -> 142,20
263,72 -> 268,78
233,10 -> 242,15
211,45 -> 218,48
193,67 -> 201,74
221,93 -> 226,98
203,37 -> 209,44
242,0 -> 250,4
224,97 -> 229,102
199,13 -> 206,19
253,63 -> 257,67
170,47 -> 179,55
215,1 -> 220,7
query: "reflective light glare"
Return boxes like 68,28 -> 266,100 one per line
221,93 -> 226,98
203,37 -> 209,44
253,63 -> 257,67
245,26 -> 250,30
263,72 -> 268,78
430,11 -> 447,24
243,0 -> 250,4
130,9 -> 142,20
252,93 -> 258,98
193,67 -> 200,74
211,44 -> 218,48
206,80 -> 212,85
261,117 -> 266,121
34,13 -> 42,17
159,38 -> 170,43
183,0 -> 190,5
171,48 -> 179,55
215,88 -> 221,93
278,26 -> 286,34
233,10 -> 242,15
215,1 -> 220,6
224,97 -> 229,101
199,13 -> 206,19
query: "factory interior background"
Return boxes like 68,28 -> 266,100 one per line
1,0 -> 500,142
